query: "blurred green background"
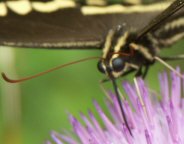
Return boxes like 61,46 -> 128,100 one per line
0,0 -> 184,144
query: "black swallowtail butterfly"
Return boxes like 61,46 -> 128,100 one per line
0,0 -> 183,134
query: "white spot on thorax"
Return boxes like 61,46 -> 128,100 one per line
164,18 -> 184,31
159,33 -> 184,45
102,29 -> 115,59
112,32 -> 129,59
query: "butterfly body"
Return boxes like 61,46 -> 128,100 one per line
97,4 -> 184,78
0,0 -> 183,80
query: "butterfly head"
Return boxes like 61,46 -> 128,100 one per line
97,25 -> 134,78
97,56 -> 125,75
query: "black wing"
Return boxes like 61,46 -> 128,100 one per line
136,0 -> 184,40
0,0 -> 168,49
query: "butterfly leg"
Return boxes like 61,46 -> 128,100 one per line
129,43 -> 154,62
160,55 -> 184,61
135,67 -> 143,77
134,65 -> 150,79
154,56 -> 184,79
142,65 -> 150,79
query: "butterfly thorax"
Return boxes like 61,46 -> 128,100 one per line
97,25 -> 158,78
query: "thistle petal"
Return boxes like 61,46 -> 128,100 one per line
48,69 -> 184,144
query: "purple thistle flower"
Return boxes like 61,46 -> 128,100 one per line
48,68 -> 184,144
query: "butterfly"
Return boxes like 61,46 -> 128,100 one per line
0,0 -> 183,134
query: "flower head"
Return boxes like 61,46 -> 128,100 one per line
48,68 -> 184,144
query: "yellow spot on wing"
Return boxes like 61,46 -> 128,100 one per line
0,0 -> 76,16
6,0 -> 32,15
0,0 -> 171,16
32,0 -> 76,13
82,2 -> 171,15
0,3 -> 7,16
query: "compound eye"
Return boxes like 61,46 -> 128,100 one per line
112,57 -> 125,72
97,60 -> 106,73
